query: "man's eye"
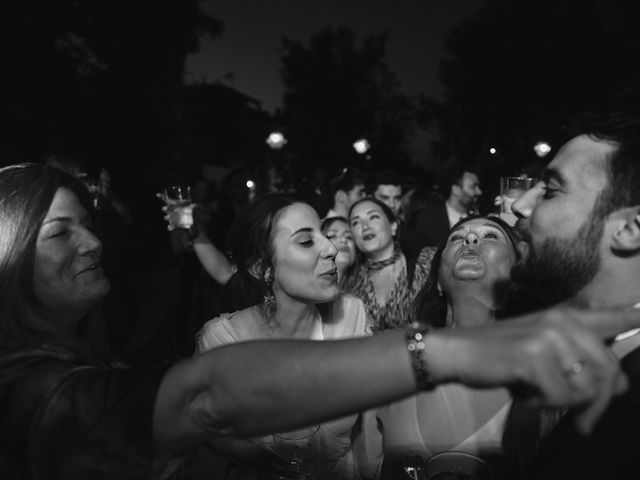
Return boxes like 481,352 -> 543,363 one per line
484,232 -> 499,239
543,188 -> 558,199
449,234 -> 464,242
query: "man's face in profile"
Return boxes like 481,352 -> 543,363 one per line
457,172 -> 482,210
510,135 -> 614,305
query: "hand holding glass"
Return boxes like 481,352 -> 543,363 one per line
497,176 -> 537,226
159,185 -> 194,230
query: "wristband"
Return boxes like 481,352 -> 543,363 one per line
187,224 -> 200,241
405,321 -> 436,391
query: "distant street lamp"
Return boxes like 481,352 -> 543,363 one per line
533,141 -> 552,158
353,138 -> 370,154
266,131 -> 287,149
489,147 -> 497,155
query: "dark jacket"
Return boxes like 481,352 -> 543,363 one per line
526,344 -> 640,479
409,202 -> 451,249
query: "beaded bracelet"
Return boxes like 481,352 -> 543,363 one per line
405,321 -> 436,391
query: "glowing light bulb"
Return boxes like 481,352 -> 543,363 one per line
266,132 -> 287,149
533,141 -> 551,158
353,138 -> 370,154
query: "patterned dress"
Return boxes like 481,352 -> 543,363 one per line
342,247 -> 436,332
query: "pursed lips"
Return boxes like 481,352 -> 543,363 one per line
459,247 -> 481,259
319,265 -> 338,277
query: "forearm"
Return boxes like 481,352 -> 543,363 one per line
151,306 -> 640,456
152,330 -> 423,456
192,233 -> 235,284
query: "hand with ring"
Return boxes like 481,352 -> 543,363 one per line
425,305 -> 640,434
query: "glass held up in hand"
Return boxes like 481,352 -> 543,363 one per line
161,185 -> 194,230
497,176 -> 537,226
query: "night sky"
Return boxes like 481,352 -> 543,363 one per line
185,0 -> 483,113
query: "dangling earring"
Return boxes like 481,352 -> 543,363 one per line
437,284 -> 444,297
263,268 -> 275,306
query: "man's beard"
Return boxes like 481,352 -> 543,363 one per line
461,193 -> 478,212
511,214 -> 603,307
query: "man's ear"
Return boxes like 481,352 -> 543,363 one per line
451,184 -> 461,199
609,206 -> 640,252
335,190 -> 347,205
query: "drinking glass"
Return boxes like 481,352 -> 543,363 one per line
423,451 -> 493,480
498,176 -> 537,226
161,185 -> 193,229
265,425 -> 320,479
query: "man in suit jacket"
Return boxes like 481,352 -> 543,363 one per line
410,165 -> 482,248
509,109 -> 640,479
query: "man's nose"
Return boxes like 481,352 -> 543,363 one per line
464,232 -> 480,245
512,187 -> 538,219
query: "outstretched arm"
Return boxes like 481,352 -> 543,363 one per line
153,330 -> 415,455
152,306 -> 640,457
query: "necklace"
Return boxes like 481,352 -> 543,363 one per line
365,245 -> 401,271
369,252 -> 404,307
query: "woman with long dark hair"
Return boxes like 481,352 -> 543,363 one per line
356,216 -> 551,480
344,197 -> 436,332
196,194 -> 370,480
